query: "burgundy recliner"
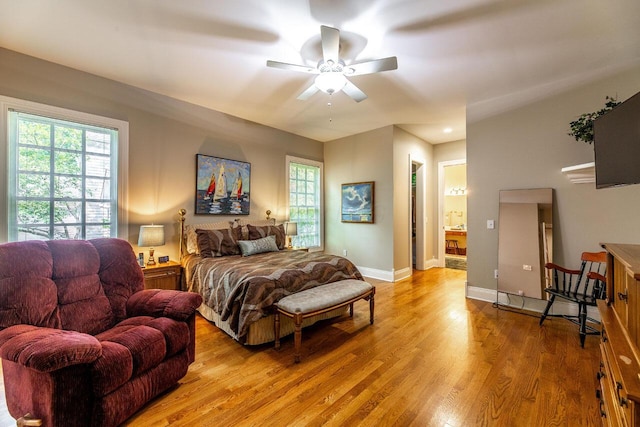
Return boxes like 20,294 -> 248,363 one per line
0,238 -> 202,427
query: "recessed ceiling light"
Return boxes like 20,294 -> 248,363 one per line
443,127 -> 453,133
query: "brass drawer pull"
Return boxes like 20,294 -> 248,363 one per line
616,381 -> 628,407
618,291 -> 628,302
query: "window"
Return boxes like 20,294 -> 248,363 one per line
286,156 -> 323,250
1,97 -> 129,242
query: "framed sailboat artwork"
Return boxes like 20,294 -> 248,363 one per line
195,154 -> 251,215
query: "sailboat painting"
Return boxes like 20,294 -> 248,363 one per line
196,154 -> 250,215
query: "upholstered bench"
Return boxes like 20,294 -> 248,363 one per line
274,279 -> 375,362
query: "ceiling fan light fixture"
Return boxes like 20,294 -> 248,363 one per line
315,72 -> 347,94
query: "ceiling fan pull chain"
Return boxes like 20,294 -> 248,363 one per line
328,97 -> 332,123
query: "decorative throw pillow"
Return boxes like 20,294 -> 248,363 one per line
185,221 -> 232,254
236,218 -> 276,240
196,228 -> 241,258
238,235 -> 279,257
247,224 -> 286,250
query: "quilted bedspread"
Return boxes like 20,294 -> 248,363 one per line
184,251 -> 363,340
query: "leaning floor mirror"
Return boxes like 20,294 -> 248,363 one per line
497,188 -> 553,299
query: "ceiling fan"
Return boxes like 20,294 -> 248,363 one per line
267,25 -> 398,102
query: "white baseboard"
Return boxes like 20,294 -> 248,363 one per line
465,284 -> 600,321
358,259 -> 438,283
358,266 -> 394,282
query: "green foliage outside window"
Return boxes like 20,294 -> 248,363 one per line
11,113 -> 115,240
289,162 -> 321,248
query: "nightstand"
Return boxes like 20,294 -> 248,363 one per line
142,260 -> 182,290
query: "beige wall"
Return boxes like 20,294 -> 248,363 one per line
467,65 -> 640,292
325,125 -> 434,281
0,48 -> 323,260
324,126 -> 395,276
392,127 -> 434,276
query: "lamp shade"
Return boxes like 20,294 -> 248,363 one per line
284,222 -> 298,236
138,225 -> 165,247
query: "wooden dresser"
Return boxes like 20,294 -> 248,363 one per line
598,243 -> 640,426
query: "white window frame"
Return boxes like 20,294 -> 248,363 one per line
285,155 -> 324,251
0,96 -> 129,242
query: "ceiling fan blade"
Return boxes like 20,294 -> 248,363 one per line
320,25 -> 340,62
266,60 -> 318,74
297,84 -> 320,100
346,57 -> 398,76
342,80 -> 367,102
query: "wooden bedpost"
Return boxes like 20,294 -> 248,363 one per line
178,208 -> 186,261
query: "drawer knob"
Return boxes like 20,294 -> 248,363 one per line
618,291 -> 628,302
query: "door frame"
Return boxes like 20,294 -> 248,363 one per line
437,158 -> 466,267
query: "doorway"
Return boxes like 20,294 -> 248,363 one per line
411,158 -> 426,271
438,159 -> 467,270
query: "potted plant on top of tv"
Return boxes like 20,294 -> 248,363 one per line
568,96 -> 620,144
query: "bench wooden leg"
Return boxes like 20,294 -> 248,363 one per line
293,312 -> 303,363
349,302 -> 354,317
274,312 -> 281,350
369,290 -> 375,325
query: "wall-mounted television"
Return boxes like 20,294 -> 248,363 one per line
593,91 -> 640,189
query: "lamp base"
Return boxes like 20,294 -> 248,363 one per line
287,236 -> 293,249
147,248 -> 157,266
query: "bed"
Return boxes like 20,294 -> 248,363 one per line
179,210 -> 364,345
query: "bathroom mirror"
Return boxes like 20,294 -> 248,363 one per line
497,188 -> 553,299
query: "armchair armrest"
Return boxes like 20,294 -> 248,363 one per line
0,325 -> 101,373
587,272 -> 607,283
544,262 -> 581,275
127,289 -> 203,321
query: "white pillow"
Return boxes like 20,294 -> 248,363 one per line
185,221 -> 232,254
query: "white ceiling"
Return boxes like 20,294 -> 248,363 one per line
1,0 -> 639,144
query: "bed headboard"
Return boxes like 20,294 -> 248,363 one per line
178,209 -> 277,261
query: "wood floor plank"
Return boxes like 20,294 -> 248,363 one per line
0,268 -> 602,426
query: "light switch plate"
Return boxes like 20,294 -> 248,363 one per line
487,219 -> 495,229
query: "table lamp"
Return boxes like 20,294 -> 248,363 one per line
284,222 -> 297,249
138,224 -> 165,266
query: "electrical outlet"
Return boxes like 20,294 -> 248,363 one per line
522,264 -> 532,271
343,249 -> 347,256
494,269 -> 498,279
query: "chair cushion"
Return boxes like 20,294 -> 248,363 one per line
118,316 -> 190,358
92,316 -> 189,396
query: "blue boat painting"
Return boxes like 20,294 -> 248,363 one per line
341,181 -> 374,223
196,154 -> 250,215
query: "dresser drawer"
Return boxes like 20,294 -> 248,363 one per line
142,261 -> 182,291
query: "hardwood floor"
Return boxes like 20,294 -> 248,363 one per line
0,268 -> 602,426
